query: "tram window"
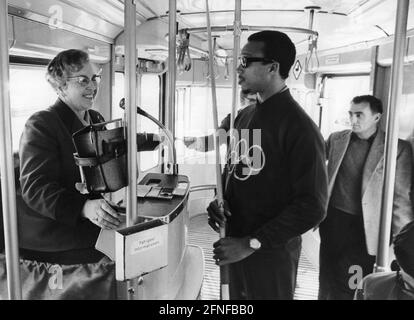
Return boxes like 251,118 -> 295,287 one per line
112,72 -> 161,172
321,75 -> 370,139
9,65 -> 56,151
112,72 -> 125,120
398,94 -> 414,140
290,88 -> 318,124
139,74 -> 160,171
176,86 -> 232,163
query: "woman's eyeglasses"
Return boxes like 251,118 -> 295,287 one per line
238,56 -> 276,69
67,74 -> 102,87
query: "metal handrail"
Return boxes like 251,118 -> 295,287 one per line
0,0 -> 22,300
205,0 -> 229,301
230,0 -> 241,140
375,0 -> 409,273
166,0 -> 178,175
185,25 -> 318,37
125,0 -> 138,228
190,185 -> 217,193
124,0 -> 138,300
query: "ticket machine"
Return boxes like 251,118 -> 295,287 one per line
73,115 -> 204,300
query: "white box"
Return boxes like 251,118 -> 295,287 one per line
115,220 -> 168,281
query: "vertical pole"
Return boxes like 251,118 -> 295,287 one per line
0,0 -> 22,300
375,0 -> 409,272
205,0 -> 229,300
369,46 -> 379,96
125,0 -> 138,228
230,0 -> 242,128
124,0 -> 138,299
125,0 -> 137,230
167,0 -> 178,175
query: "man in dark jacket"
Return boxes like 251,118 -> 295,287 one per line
207,31 -> 328,299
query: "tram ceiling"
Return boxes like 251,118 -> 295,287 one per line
7,0 -> 168,41
137,0 -> 414,56
6,0 -> 414,59
147,0 -> 414,55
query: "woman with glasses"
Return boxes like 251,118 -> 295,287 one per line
10,49 -> 156,299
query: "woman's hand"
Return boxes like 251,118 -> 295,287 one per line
82,199 -> 122,230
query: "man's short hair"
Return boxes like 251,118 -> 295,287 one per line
247,31 -> 296,80
46,49 -> 90,90
393,221 -> 414,278
352,95 -> 383,114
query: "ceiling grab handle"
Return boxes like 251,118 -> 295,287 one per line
205,0 -> 229,301
205,37 -> 220,80
0,0 -> 22,300
177,29 -> 192,73
224,56 -> 230,80
375,0 -> 409,273
304,6 -> 320,74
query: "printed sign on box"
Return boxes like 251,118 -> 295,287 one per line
114,219 -> 168,281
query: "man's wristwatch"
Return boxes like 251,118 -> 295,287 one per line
249,237 -> 262,251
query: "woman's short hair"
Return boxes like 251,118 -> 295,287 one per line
46,49 -> 89,90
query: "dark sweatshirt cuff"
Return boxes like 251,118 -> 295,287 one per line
55,193 -> 89,227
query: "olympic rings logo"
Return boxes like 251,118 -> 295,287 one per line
226,131 -> 266,181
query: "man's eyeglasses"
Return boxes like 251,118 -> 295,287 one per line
238,56 -> 276,69
67,74 -> 102,87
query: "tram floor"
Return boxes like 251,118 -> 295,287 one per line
188,214 -> 320,300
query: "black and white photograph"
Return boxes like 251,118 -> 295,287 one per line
0,0 -> 413,308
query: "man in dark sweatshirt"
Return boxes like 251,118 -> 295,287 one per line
208,31 -> 328,300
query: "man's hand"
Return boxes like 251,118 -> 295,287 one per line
82,199 -> 123,230
154,133 -> 165,143
183,136 -> 197,149
207,199 -> 231,232
213,237 -> 255,266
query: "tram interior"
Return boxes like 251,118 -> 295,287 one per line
1,0 -> 414,300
